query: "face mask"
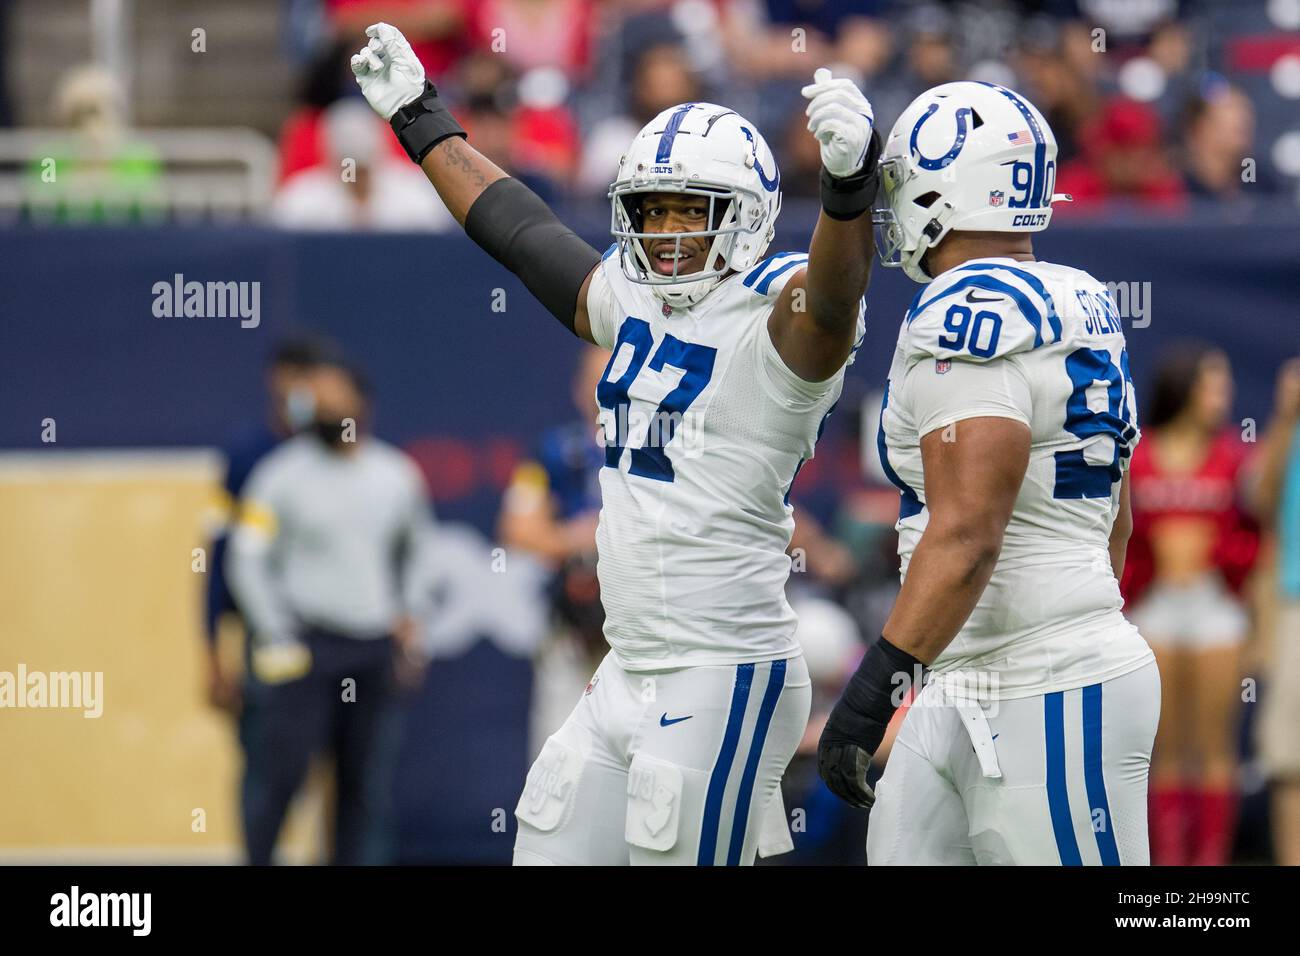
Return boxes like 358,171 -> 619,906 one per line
284,385 -> 317,432
312,419 -> 351,448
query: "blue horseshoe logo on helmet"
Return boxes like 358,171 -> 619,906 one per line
909,103 -> 972,171
740,126 -> 780,192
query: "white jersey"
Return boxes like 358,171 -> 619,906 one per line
879,257 -> 1154,699
585,248 -> 864,670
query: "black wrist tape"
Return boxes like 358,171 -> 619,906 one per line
464,178 -> 601,334
820,128 -> 883,221
823,635 -> 925,755
390,81 -> 467,165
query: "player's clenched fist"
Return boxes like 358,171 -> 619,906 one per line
351,22 -> 426,120
818,739 -> 877,809
802,68 -> 875,179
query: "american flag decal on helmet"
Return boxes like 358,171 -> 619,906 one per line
1007,130 -> 1032,145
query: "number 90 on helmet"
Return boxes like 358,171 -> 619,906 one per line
873,81 -> 1073,284
609,103 -> 783,308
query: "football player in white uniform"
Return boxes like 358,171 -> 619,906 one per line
817,82 -> 1160,865
352,24 -> 878,864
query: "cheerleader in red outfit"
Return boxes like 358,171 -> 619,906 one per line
1123,343 -> 1259,866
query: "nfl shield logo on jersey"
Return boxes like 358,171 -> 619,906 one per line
935,359 -> 951,374
988,190 -> 1005,207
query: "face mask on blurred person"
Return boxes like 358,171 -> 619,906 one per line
312,418 -> 352,449
284,385 -> 317,432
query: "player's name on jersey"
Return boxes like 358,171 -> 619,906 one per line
1073,288 -> 1126,337
1061,279 -> 1151,334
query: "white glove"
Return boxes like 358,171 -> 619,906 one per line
802,68 -> 875,179
350,22 -> 426,121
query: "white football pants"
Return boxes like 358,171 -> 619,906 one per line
867,661 -> 1160,865
513,652 -> 811,865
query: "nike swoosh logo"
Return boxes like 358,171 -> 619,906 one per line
966,291 -> 1003,304
659,713 -> 693,727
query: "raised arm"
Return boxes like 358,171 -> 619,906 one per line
768,70 -> 881,382
351,23 -> 601,343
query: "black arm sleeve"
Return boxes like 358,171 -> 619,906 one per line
821,635 -> 925,754
463,178 -> 602,334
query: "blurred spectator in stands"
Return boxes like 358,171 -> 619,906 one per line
272,98 -> 453,230
1181,77 -> 1263,202
471,0 -> 596,80
1144,15 -> 1193,87
205,334 -> 341,714
26,64 -> 162,223
1123,343 -> 1260,865
722,0 -> 834,82
1254,358 -> 1300,865
1057,0 -> 1198,138
451,52 -> 578,200
1055,97 -> 1186,210
868,3 -> 960,129
499,343 -> 606,573
1015,17 -> 1099,163
1063,0 -> 1186,47
453,52 -> 519,171
282,4 -> 484,185
499,345 -> 609,750
327,0 -> 480,80
787,506 -> 858,592
512,68 -> 582,194
779,101 -> 825,198
899,4 -> 959,90
229,359 -> 434,864
577,42 -> 702,196
721,0 -> 891,82
277,37 -> 398,183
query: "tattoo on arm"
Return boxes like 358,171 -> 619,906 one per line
441,139 -> 487,189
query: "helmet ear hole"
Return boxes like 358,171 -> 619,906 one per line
913,191 -> 942,208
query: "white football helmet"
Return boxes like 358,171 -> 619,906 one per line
874,81 -> 1072,283
610,103 -> 782,307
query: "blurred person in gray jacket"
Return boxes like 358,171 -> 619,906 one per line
228,358 -> 433,864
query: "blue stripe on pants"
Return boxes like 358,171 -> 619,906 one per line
697,663 -> 754,866
726,659 -> 787,866
1082,683 -> 1121,865
1045,691 -> 1082,865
